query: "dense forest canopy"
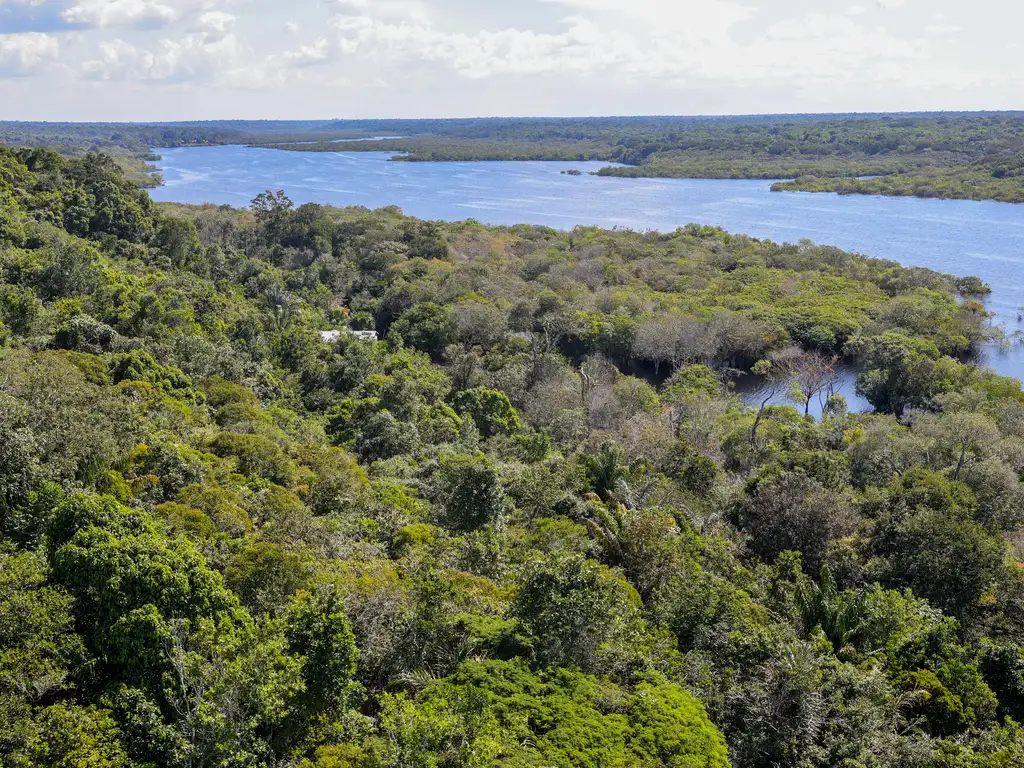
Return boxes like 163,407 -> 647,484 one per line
5,147 -> 1024,766
9,112 -> 1024,202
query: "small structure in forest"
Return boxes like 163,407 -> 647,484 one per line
319,329 -> 378,343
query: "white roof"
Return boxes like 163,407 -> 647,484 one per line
319,329 -> 378,342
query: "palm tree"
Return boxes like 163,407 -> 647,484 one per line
795,565 -> 868,652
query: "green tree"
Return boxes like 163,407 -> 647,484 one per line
389,303 -> 457,360
354,410 -> 419,463
733,471 -> 858,571
451,388 -> 520,438
512,553 -> 646,673
873,504 -> 1006,619
47,493 -> 306,766
849,332 -> 964,416
434,453 -> 507,532
284,588 -> 360,731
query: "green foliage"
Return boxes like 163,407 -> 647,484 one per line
389,302 -> 456,360
583,441 -> 628,500
0,550 -> 85,756
225,541 -> 315,616
434,453 -> 507,532
664,441 -> 721,495
627,678 -> 730,768
0,148 -> 1022,767
109,350 -> 200,403
512,553 -> 646,673
354,410 -> 419,463
871,495 -> 1006,619
849,332 -> 966,415
732,471 -> 858,571
451,387 -> 521,438
6,703 -> 133,768
209,432 -> 295,485
375,660 -> 728,768
53,314 -> 120,354
285,588 -> 361,733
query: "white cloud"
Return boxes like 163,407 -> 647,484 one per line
4,0 -> 1024,118
543,0 -> 754,33
81,27 -> 248,82
278,37 -> 331,66
288,0 -> 1013,96
334,0 -> 430,22
196,10 -> 234,35
62,0 -> 184,28
328,12 -> 638,79
0,32 -> 59,75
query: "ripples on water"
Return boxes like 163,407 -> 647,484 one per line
150,145 -> 1024,415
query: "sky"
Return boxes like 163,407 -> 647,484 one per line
0,0 -> 1021,121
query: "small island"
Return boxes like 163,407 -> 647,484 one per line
561,168 -> 584,176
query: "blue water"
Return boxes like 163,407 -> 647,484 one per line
149,145 -> 1024,411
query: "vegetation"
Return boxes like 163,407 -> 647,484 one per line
5,146 -> 1024,766
0,121 -> 366,189
13,113 -> 1024,202
0,122 -> 244,188
259,113 -> 1024,203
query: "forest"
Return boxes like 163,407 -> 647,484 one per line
10,112 -> 1024,203
4,147 -> 1024,767
256,113 -> 1024,204
0,121 -> 361,189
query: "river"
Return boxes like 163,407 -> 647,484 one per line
148,145 -> 1024,412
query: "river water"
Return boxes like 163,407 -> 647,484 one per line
149,145 -> 1024,411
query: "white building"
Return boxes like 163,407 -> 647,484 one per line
319,329 -> 379,343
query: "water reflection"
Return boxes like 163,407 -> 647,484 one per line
731,364 -> 870,418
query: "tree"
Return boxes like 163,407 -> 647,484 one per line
785,352 -> 841,417
627,678 -> 730,768
416,403 -> 463,445
451,388 -> 520,438
52,314 -> 120,354
0,550 -> 87,761
284,588 -> 360,736
794,565 -> 868,651
873,504 -> 1006,619
46,493 -> 306,766
633,316 -> 714,372
914,410 -> 999,481
454,301 -> 508,348
0,424 -> 39,539
583,440 -> 628,500
434,453 -> 507,532
225,542 -> 316,617
208,432 -> 295,485
748,358 -> 790,446
733,471 -> 858,570
389,303 -> 457,360
848,332 -> 963,416
375,660 -> 730,768
354,410 -> 419,463
250,189 -> 294,222
8,703 -> 133,768
511,553 -> 645,673
38,239 -> 102,300
153,216 -> 202,270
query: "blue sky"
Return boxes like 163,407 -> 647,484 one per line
1,0 -> 1021,121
